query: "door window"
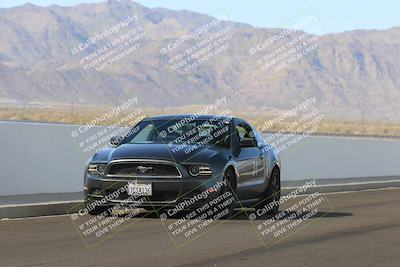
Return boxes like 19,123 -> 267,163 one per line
236,122 -> 257,146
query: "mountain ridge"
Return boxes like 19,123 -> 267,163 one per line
0,0 -> 399,120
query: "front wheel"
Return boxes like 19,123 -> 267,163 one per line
219,169 -> 237,219
255,167 -> 280,213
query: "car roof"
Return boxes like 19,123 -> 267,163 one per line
144,114 -> 235,121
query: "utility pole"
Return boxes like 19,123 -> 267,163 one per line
361,100 -> 365,136
161,88 -> 165,114
70,103 -> 74,121
360,91 -> 366,136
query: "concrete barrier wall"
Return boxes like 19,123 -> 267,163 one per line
0,121 -> 89,196
279,134 -> 400,180
1,121 -> 400,196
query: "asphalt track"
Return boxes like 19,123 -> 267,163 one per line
1,188 -> 399,267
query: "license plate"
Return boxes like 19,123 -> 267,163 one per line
127,182 -> 152,196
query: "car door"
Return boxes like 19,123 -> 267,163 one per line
233,120 -> 266,200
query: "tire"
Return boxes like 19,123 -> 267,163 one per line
219,168 -> 237,219
255,167 -> 280,213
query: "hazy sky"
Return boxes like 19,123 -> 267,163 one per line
0,0 -> 398,33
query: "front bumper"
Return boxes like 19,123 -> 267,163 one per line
84,175 -> 223,209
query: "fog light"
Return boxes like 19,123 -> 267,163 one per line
88,163 -> 107,176
92,189 -> 102,196
189,165 -> 212,176
96,164 -> 107,175
189,166 -> 200,176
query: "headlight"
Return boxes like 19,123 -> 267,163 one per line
88,163 -> 107,176
189,165 -> 212,176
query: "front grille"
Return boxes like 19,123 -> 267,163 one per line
107,161 -> 181,178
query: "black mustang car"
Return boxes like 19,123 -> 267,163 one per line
84,114 -> 280,217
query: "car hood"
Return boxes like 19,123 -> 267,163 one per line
92,143 -> 223,164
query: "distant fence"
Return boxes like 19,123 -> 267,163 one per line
1,121 -> 400,196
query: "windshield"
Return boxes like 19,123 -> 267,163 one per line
123,118 -> 231,147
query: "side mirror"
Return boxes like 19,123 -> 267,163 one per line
240,138 -> 257,148
110,136 -> 123,146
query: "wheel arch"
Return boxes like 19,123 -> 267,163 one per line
223,163 -> 238,188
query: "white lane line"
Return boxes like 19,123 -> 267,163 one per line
285,186 -> 400,198
284,180 -> 400,189
0,200 -> 82,208
321,186 -> 400,195
1,214 -> 72,221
